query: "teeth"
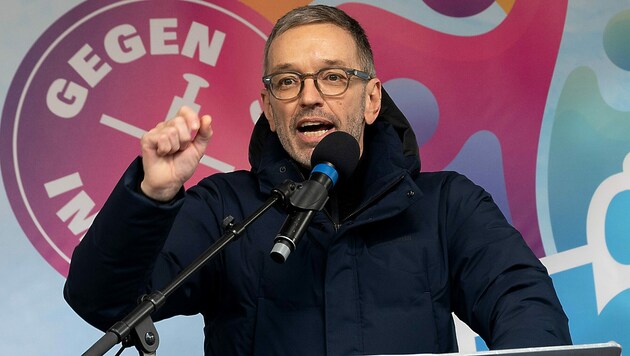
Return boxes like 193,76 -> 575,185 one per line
303,129 -> 328,136
300,122 -> 325,128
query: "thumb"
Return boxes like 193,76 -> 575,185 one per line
193,114 -> 213,154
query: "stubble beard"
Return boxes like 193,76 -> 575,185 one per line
272,99 -> 366,169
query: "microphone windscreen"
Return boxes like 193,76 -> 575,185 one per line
311,131 -> 360,181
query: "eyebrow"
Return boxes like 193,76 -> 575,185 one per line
270,59 -> 349,73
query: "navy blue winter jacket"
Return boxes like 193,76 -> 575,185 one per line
64,91 -> 571,355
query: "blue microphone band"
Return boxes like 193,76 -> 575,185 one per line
311,163 -> 338,186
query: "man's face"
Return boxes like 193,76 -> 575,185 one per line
261,23 -> 381,168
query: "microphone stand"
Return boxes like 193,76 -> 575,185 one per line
83,180 -> 298,356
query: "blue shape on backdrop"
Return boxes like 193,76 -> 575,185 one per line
384,78 -> 439,148
603,10 -> 630,71
445,130 -> 512,223
605,191 -> 630,264
551,264 -> 630,347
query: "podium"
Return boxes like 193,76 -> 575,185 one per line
439,342 -> 622,356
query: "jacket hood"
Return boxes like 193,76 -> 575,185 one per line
248,88 -> 421,174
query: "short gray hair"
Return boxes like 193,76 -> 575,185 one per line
263,5 -> 375,77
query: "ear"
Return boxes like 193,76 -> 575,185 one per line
363,78 -> 381,125
261,87 -> 276,132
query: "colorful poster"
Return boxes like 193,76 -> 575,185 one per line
1,0 -> 629,354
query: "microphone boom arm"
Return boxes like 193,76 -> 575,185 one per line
83,180 -> 298,356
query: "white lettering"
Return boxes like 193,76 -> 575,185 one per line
45,172 -> 98,237
56,190 -> 98,236
250,100 -> 262,124
105,24 -> 147,64
181,21 -> 225,67
46,79 -> 88,119
49,18 -> 228,119
68,44 -> 112,88
44,172 -> 83,198
150,18 -> 179,55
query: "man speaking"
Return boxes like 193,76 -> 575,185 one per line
65,5 -> 572,355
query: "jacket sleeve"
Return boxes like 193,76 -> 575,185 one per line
444,173 -> 572,349
63,157 -> 221,331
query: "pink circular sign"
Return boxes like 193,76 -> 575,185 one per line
1,0 -> 271,276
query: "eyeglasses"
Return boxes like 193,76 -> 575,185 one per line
262,67 -> 372,101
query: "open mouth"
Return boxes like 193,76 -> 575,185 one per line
297,121 -> 335,137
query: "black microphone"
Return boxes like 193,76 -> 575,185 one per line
270,131 -> 360,263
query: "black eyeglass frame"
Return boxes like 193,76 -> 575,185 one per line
262,67 -> 372,101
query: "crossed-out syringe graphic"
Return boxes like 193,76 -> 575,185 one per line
99,72 -> 263,173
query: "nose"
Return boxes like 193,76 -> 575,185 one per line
299,77 -> 324,107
